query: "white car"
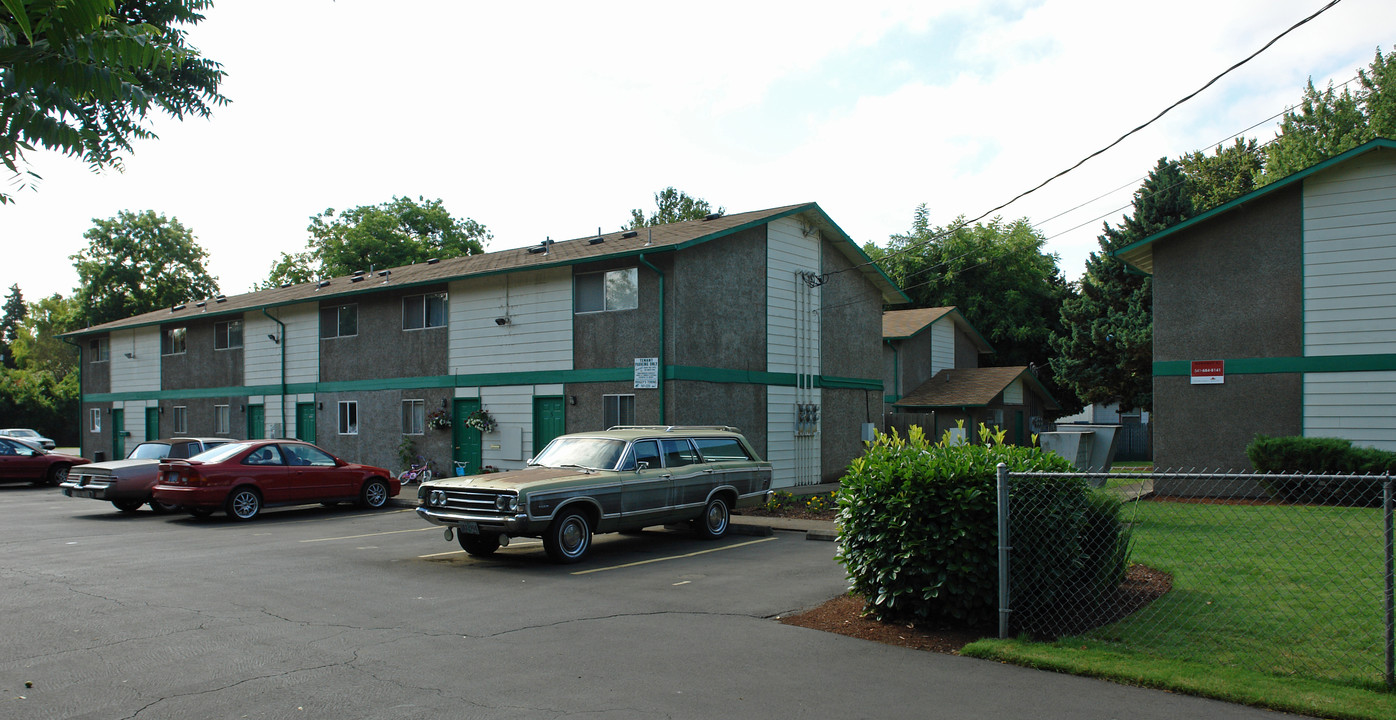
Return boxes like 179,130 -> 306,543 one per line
0,428 -> 56,450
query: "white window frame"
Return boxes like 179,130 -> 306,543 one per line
173,406 -> 188,435
338,401 -> 358,435
214,405 -> 230,434
603,394 -> 635,429
163,327 -> 187,355
402,292 -> 448,331
90,408 -> 102,433
214,320 -> 243,350
575,267 -> 639,314
402,399 -> 425,435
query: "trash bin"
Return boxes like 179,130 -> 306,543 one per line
94,451 -> 106,462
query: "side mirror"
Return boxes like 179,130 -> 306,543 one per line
636,461 -> 649,471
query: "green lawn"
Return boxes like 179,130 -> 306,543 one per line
964,497 -> 1396,719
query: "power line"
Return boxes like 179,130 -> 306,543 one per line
825,0 -> 1346,283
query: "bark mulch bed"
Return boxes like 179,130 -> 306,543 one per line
779,564 -> 1173,654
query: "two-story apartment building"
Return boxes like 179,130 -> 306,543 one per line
66,203 -> 907,488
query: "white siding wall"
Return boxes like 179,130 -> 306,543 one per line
247,304 -> 316,438
244,310 -> 284,386
930,320 -> 954,375
1004,379 -> 1023,405
1302,152 -> 1396,449
119,400 -> 155,445
1304,372 -> 1396,450
109,328 -> 160,393
767,216 -> 822,488
449,268 -> 572,375
475,385 -> 565,470
277,303 -> 320,384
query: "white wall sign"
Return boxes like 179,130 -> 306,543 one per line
634,357 -> 658,389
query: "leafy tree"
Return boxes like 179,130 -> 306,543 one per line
1,0 -> 227,203
1179,138 -> 1264,212
71,209 -> 220,326
1051,159 -> 1195,413
10,292 -> 82,380
625,187 -> 723,230
1358,46 -> 1396,139
0,292 -> 81,444
0,284 -> 24,368
875,205 -> 1082,416
262,196 -> 489,288
1258,79 -> 1370,184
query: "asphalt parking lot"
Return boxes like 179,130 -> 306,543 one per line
1,484 -> 1297,720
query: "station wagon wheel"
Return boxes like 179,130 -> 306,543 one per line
359,478 -> 390,508
112,499 -> 145,513
694,496 -> 730,539
458,533 -> 501,557
225,487 -> 261,521
544,509 -> 592,563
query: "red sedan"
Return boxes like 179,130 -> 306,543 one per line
152,440 -> 398,521
0,437 -> 89,486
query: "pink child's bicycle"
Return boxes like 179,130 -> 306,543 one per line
399,456 -> 433,485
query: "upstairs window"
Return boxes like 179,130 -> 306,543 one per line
320,304 -> 358,339
90,337 -> 110,363
163,327 -> 186,355
575,268 -> 638,313
215,320 -> 243,350
403,292 -> 447,330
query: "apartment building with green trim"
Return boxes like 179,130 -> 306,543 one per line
1116,138 -> 1396,472
65,203 -> 907,488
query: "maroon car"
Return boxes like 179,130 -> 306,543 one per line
151,440 -> 398,521
0,437 -> 89,486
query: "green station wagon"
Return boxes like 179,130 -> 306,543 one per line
415,426 -> 773,563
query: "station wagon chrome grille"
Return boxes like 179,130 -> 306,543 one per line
431,487 -> 512,515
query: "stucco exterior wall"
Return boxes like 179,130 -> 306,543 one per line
954,326 -> 982,369
1151,183 -> 1303,472
320,286 -> 449,382
83,338 -> 111,394
573,256 -> 664,371
161,318 -> 243,390
671,226 -> 767,370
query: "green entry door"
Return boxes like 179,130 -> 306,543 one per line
295,403 -> 316,442
145,407 -> 160,442
533,396 -> 565,458
452,398 -> 482,475
247,404 -> 265,440
111,408 -> 125,459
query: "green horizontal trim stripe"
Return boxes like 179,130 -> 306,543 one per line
82,366 -> 884,402
1154,354 -> 1396,376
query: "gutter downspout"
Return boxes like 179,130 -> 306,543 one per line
262,309 -> 287,438
60,336 -> 82,456
637,253 -> 665,424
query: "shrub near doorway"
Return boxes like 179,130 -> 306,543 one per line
837,424 -> 1122,634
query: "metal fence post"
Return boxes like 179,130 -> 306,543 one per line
1385,476 -> 1394,689
997,462 -> 1011,639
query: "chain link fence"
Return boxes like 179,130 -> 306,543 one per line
997,467 -> 1395,689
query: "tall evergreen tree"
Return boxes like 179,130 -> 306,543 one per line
1051,159 -> 1194,412
1358,46 -> 1396,139
0,284 -> 25,368
1179,138 -> 1264,212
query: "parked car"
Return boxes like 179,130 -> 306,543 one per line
0,428 -> 56,450
60,437 -> 231,513
415,426 -> 774,563
0,437 -> 89,485
151,440 -> 398,520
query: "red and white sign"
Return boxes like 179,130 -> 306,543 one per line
1191,360 -> 1224,385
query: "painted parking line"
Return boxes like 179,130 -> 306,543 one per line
571,536 -> 777,575
300,525 -> 441,543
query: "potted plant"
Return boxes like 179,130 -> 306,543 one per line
426,409 -> 452,431
464,408 -> 497,433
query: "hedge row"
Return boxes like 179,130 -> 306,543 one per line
1246,434 -> 1395,506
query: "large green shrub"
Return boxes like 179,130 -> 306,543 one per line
836,423 -> 1125,636
1247,435 -> 1394,506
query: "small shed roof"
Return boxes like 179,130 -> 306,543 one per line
894,366 -> 1057,410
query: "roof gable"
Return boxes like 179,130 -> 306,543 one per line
881,306 -> 993,353
1116,138 -> 1396,274
894,366 -> 1057,410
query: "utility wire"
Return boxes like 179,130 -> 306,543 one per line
825,0 -> 1346,283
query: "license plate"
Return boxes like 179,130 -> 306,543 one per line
68,488 -> 96,498
460,521 -> 479,535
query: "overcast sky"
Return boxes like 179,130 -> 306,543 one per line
4,0 -> 1394,305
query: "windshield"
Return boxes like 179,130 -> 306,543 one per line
190,442 -> 253,464
531,437 -> 627,470
127,443 -> 173,460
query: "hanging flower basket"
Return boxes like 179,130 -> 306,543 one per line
464,408 -> 497,433
426,409 -> 452,431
